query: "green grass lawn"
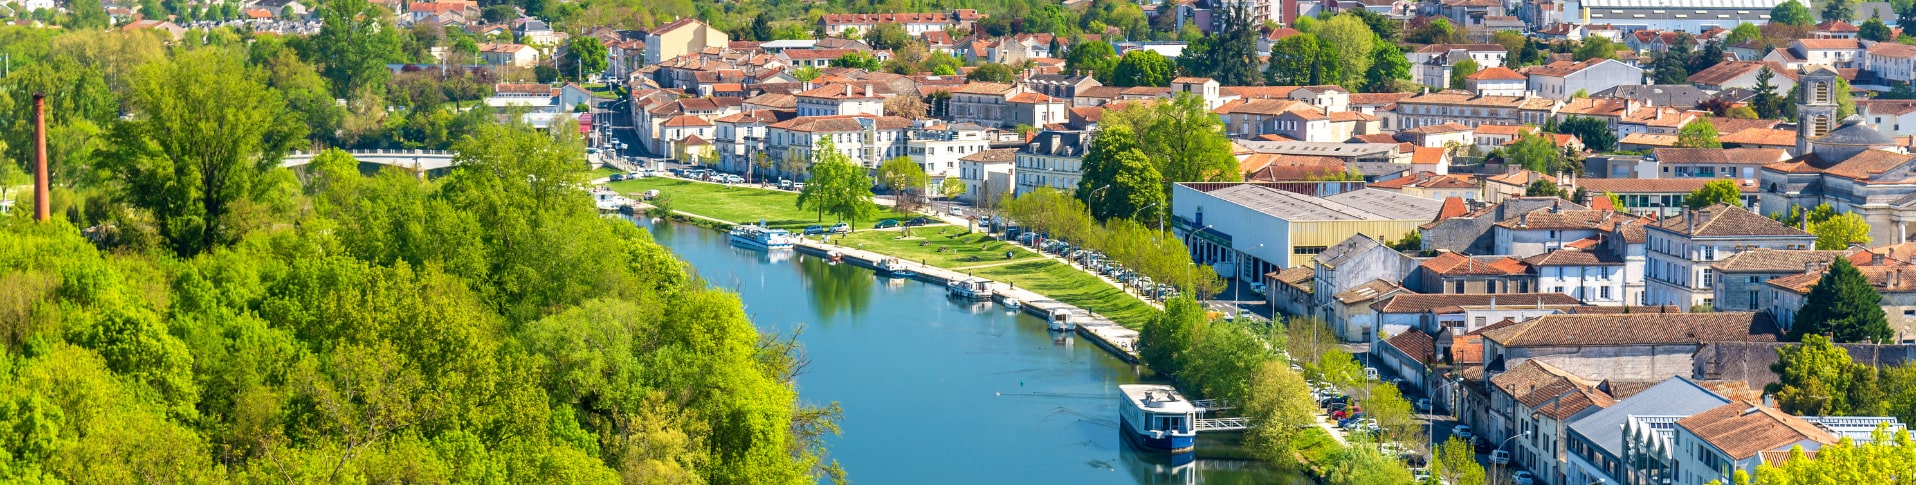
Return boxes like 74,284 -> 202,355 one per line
591,166 -> 621,178
605,177 -> 915,230
834,229 -> 1159,328
1292,426 -> 1343,467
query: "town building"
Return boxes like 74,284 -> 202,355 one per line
1565,377 -> 1733,485
644,19 -> 729,65
1761,66 -> 1916,245
1644,205 -> 1815,309
1525,59 -> 1644,100
957,148 -> 1015,205
1012,130 -> 1089,195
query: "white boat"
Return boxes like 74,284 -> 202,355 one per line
728,224 -> 796,250
1118,384 -> 1198,454
1048,308 -> 1075,331
1003,298 -> 1022,310
947,278 -> 994,301
591,189 -> 633,212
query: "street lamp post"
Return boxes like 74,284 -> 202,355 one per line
1494,431 -> 1531,485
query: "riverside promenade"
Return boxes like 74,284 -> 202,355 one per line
793,238 -> 1144,363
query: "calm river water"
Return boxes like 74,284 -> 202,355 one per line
635,217 -> 1310,484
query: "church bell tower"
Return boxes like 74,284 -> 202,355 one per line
1797,66 -> 1840,155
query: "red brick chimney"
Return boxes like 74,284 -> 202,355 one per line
32,92 -> 49,223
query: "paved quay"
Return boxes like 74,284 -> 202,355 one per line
793,238 -> 1144,363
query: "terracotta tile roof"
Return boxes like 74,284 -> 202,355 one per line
1687,61 -> 1779,86
662,115 -> 714,127
1869,42 -> 1916,59
958,148 -> 1017,163
1402,121 -> 1473,135
1270,265 -> 1315,290
1466,66 -> 1528,81
1411,147 -> 1447,165
1817,150 -> 1916,184
1374,293 -> 1582,314
1486,169 -> 1555,187
1816,19 -> 1860,32
1218,86 -> 1299,99
1650,205 -> 1809,238
1619,133 -> 1679,147
1494,209 -> 1652,231
1398,91 -> 1557,110
1334,279 -> 1406,304
1007,92 -> 1061,103
1527,59 -> 1609,77
1421,251 -> 1530,275
766,114 -> 912,132
1491,359 -> 1599,403
1481,312 -> 1781,348
1474,124 -> 1537,137
1435,197 -> 1470,222
1351,133 -> 1400,144
1370,172 -> 1477,189
1677,403 -> 1836,460
1721,128 -> 1799,147
1242,154 -> 1348,181
1523,248 -> 1623,266
1387,329 -> 1438,366
1796,38 -> 1861,50
1767,264 -> 1916,294
1349,92 -> 1414,106
1651,148 -> 1789,165
1710,249 -> 1847,273
713,110 -> 794,124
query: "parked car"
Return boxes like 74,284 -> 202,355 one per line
1249,282 -> 1267,296
1513,471 -> 1534,485
875,219 -> 900,229
804,225 -> 828,235
1489,450 -> 1510,465
1415,398 -> 1432,413
794,183 -> 806,191
830,222 -> 851,234
609,173 -> 625,182
1364,367 -> 1380,380
904,217 -> 932,227
949,207 -> 964,216
1451,425 -> 1472,441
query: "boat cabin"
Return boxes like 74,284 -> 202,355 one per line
1117,384 -> 1198,453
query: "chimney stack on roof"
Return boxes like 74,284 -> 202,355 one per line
32,92 -> 49,223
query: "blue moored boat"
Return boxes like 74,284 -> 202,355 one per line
1118,384 -> 1197,454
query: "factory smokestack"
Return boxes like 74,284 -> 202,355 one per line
32,92 -> 48,222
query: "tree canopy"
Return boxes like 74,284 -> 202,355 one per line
1793,258 -> 1893,343
1685,180 -> 1743,209
1677,118 -> 1722,148
795,138 -> 877,223
1112,49 -> 1174,87
1814,212 -> 1873,250
1772,0 -> 1816,25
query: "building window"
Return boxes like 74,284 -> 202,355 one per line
1455,280 -> 1466,293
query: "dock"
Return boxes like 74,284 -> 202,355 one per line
795,239 -> 1143,363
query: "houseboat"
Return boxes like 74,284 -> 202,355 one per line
1048,308 -> 1075,331
728,224 -> 796,250
946,278 -> 994,300
1118,384 -> 1198,454
875,258 -> 915,278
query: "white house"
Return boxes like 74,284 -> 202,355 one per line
794,83 -> 888,117
1013,130 -> 1088,195
908,122 -> 992,186
957,148 -> 1016,204
1643,205 -> 1815,310
1867,42 -> 1916,85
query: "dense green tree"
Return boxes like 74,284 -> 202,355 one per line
1861,14 -> 1894,41
874,156 -> 929,210
1728,22 -> 1763,45
65,0 -> 108,28
1573,35 -> 1619,60
969,62 -> 1016,83
103,48 -> 304,257
1685,180 -> 1742,209
1677,118 -> 1722,148
1814,212 -> 1874,250
1557,116 -> 1618,152
1077,125 -> 1166,221
1113,49 -> 1173,87
312,0 -> 403,100
1364,42 -> 1410,93
1770,334 -> 1866,415
1753,67 -> 1785,118
1449,57 -> 1480,90
1404,17 -> 1465,44
1100,93 -> 1242,184
1430,437 -> 1487,485
559,36 -> 608,81
1264,33 -> 1321,86
750,11 -> 775,41
1506,132 -> 1563,173
1794,259 -> 1894,343
1825,0 -> 1857,21
829,51 -> 881,71
1315,14 -> 1376,88
1651,33 -> 1696,84
795,138 -> 876,223
862,22 -> 910,51
1064,40 -> 1119,82
1176,5 -> 1262,86
1240,360 -> 1318,464
1773,0 -> 1815,25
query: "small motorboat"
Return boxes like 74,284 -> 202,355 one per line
1003,298 -> 1022,310
1048,308 -> 1076,331
826,250 -> 843,264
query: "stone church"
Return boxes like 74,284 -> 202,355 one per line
1760,66 -> 1916,244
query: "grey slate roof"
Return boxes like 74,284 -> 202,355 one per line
1316,233 -> 1389,268
1820,115 -> 1897,146
1594,85 -> 1713,108
1566,377 -> 1730,459
1322,189 -> 1445,220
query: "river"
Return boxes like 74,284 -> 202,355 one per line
634,217 -> 1312,484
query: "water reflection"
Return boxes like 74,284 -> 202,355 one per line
794,254 -> 872,321
632,216 -> 1307,485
